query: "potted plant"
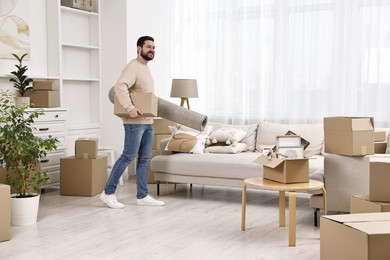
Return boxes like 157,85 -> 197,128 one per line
0,90 -> 58,225
9,53 -> 33,107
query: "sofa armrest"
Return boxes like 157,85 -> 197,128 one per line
159,138 -> 173,155
324,153 -> 370,212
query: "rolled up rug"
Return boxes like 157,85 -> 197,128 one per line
108,86 -> 208,131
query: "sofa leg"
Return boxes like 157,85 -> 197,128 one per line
157,182 -> 160,196
314,208 -> 319,227
190,183 -> 193,191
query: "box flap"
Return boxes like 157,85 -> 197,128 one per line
253,155 -> 284,168
346,221 -> 390,234
323,212 -> 390,223
370,156 -> 390,163
351,117 -> 374,131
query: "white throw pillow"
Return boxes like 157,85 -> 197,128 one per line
207,122 -> 258,151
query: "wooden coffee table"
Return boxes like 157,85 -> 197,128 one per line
241,177 -> 327,246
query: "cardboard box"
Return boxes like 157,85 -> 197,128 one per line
75,138 -> 98,159
61,0 -> 95,11
374,141 -> 387,154
154,118 -> 174,134
254,155 -> 309,183
370,157 -> 390,202
351,195 -> 390,213
60,156 -> 107,197
114,92 -> 158,117
321,212 -> 390,260
0,184 -> 11,242
25,90 -> 60,108
374,131 -> 386,142
324,117 -> 374,156
153,134 -> 171,150
33,80 -> 57,91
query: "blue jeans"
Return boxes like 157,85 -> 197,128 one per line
104,124 -> 154,199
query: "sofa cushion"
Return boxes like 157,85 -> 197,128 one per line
205,143 -> 247,154
208,123 -> 258,151
165,125 -> 212,154
256,122 -> 323,155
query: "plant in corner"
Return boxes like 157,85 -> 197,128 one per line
0,90 -> 58,225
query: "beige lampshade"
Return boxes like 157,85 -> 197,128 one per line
170,79 -> 198,98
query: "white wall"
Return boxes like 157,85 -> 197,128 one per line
0,0 -> 48,91
101,1 -> 175,157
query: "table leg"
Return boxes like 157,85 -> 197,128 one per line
241,183 -> 247,231
321,188 -> 327,215
289,191 -> 296,247
279,191 -> 286,227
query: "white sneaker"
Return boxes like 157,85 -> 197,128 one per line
100,192 -> 124,209
136,194 -> 165,206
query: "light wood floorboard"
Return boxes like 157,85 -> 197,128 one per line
0,178 -> 321,260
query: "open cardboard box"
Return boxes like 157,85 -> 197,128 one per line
350,195 -> 390,213
254,155 -> 309,183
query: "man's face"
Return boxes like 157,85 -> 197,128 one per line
140,40 -> 155,61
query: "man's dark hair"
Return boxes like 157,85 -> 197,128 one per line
137,36 -> 154,47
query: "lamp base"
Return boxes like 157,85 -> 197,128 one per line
180,98 -> 190,109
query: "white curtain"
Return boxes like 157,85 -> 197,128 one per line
169,0 -> 390,126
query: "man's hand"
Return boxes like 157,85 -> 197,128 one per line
128,107 -> 143,118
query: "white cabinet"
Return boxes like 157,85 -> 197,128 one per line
46,0 -> 101,133
32,108 -> 68,187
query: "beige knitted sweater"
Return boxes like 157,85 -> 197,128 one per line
114,59 -> 154,124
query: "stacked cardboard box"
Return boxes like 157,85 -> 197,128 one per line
349,157 -> 390,214
374,130 -> 387,153
149,118 -> 173,183
324,117 -> 375,156
25,80 -> 59,108
60,139 -> 107,196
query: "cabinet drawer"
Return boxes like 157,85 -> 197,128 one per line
40,151 -> 66,168
32,122 -> 66,134
43,169 -> 60,186
35,110 -> 68,122
34,133 -> 66,150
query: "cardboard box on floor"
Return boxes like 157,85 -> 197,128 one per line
374,131 -> 386,142
370,157 -> 390,202
75,138 -> 98,159
60,156 -> 107,197
254,155 -> 309,183
25,90 -> 60,108
321,212 -> 390,260
114,92 -> 158,117
350,195 -> 390,213
0,184 -> 11,242
374,141 -> 387,154
324,117 -> 374,156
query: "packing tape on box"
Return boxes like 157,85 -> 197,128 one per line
108,86 -> 208,131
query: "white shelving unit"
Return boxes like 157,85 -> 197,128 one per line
46,0 -> 102,150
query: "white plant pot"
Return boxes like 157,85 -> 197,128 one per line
16,97 -> 30,108
11,193 -> 40,226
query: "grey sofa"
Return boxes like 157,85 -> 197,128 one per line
151,121 -> 389,223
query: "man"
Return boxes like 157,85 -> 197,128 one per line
100,36 -> 164,208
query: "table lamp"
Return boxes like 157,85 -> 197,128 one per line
170,79 -> 198,109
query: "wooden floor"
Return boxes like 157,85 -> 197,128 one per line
0,178 -> 322,260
